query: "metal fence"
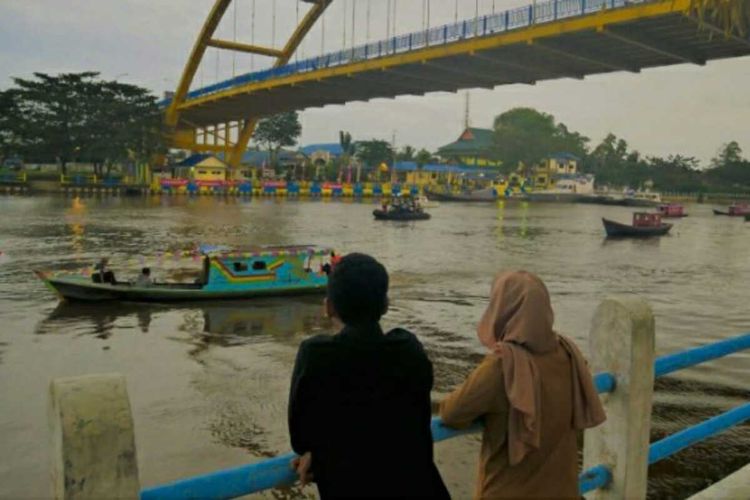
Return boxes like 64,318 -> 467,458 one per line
163,0 -> 648,106
140,331 -> 750,500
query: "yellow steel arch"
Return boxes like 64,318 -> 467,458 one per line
166,0 -> 333,167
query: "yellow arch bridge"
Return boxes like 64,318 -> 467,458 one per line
164,0 -> 750,167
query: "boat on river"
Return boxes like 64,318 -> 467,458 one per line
423,187 -> 499,202
602,213 -> 673,237
657,203 -> 688,218
36,245 -> 333,302
713,203 -> 750,216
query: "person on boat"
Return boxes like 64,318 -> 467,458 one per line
439,271 -> 606,499
329,251 -> 342,269
288,253 -> 449,499
93,258 -> 116,284
135,267 -> 152,287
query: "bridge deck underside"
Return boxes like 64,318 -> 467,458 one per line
179,12 -> 750,127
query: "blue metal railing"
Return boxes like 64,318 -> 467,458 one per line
141,332 -> 750,500
161,0 -> 650,107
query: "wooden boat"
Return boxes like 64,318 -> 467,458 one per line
657,203 -> 688,218
36,245 -> 333,302
602,213 -> 672,237
713,203 -> 750,216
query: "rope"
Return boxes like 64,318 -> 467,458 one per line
295,0 -> 300,63
271,0 -> 276,48
320,4 -> 325,56
386,0 -> 391,49
366,0 -> 371,42
232,0 -> 237,77
455,0 -> 459,24
251,0 -> 256,70
342,0 -> 347,49
351,0 -> 356,49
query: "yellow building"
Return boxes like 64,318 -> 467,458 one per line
532,153 -> 579,190
174,154 -> 228,182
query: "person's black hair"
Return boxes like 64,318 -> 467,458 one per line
142,267 -> 151,275
327,253 -> 388,325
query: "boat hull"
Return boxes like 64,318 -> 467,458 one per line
602,218 -> 672,237
525,192 -> 583,203
373,210 -> 431,221
713,209 -> 749,216
423,188 -> 497,202
578,196 -> 659,207
42,276 -> 327,302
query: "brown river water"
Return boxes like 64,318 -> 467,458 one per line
0,195 -> 748,499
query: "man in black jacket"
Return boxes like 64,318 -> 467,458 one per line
288,253 -> 449,498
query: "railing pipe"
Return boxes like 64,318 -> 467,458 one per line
655,332 -> 750,377
648,401 -> 750,465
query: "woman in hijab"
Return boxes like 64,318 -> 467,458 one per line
440,271 -> 606,499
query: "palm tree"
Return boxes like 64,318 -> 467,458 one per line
338,131 -> 356,182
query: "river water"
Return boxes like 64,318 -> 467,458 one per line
0,195 -> 748,499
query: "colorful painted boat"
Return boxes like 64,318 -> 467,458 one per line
36,245 -> 333,302
602,213 -> 672,237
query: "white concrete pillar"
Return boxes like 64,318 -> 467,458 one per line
583,298 -> 655,500
49,374 -> 140,499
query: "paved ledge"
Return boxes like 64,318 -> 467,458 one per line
688,462 -> 750,500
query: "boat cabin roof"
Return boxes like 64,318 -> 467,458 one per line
199,244 -> 333,258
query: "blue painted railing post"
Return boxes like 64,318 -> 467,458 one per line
583,298 -> 655,499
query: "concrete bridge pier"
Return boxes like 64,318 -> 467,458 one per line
49,374 -> 140,499
583,298 -> 655,499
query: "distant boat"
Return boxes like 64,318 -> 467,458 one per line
602,213 -> 672,237
713,203 -> 750,216
578,193 -> 660,207
657,203 -> 688,218
423,187 -> 498,202
416,195 -> 439,208
35,245 -> 332,302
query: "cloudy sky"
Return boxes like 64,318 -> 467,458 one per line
1,0 -> 748,164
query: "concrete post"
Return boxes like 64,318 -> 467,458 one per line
49,374 -> 140,499
583,298 -> 655,500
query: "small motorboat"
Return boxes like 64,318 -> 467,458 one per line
657,203 -> 688,218
36,245 -> 333,302
602,212 -> 672,237
713,203 -> 750,216
373,207 -> 431,220
374,195 -> 431,220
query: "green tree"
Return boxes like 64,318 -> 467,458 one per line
396,145 -> 415,161
2,72 -> 162,175
253,111 -> 301,169
338,130 -> 356,181
707,141 -> 750,188
356,139 -> 394,169
492,108 -> 589,173
415,148 -> 433,169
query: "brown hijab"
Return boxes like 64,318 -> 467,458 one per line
477,271 -> 606,465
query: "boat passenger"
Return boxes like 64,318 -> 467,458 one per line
329,251 -> 342,269
288,253 -> 449,499
92,258 -> 116,284
440,271 -> 606,499
135,267 -> 152,287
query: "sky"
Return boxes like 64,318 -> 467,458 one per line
1,0 -> 748,164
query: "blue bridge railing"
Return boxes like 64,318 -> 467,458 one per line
162,0 -> 650,107
140,332 -> 750,500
